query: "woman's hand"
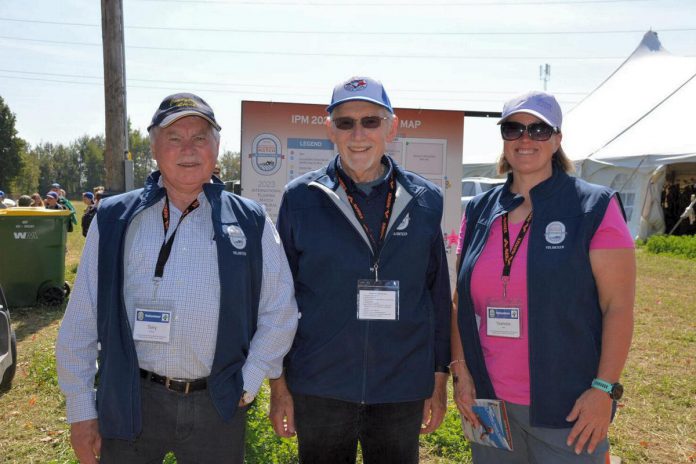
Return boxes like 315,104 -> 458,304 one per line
451,362 -> 480,428
565,387 -> 612,454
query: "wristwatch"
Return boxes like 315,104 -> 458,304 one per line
241,390 -> 256,405
591,378 -> 624,400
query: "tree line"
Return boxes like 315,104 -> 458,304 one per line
0,96 -> 240,200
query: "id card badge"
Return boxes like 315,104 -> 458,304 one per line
357,280 -> 399,321
133,299 -> 175,343
485,298 -> 521,338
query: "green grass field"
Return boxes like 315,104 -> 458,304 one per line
0,202 -> 694,463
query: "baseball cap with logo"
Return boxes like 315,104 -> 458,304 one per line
326,76 -> 393,114
498,91 -> 563,130
148,93 -> 222,131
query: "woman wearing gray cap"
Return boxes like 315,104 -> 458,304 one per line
451,91 -> 635,463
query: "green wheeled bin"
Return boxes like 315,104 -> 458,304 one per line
0,207 -> 72,307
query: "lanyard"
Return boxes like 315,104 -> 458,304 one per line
154,195 -> 200,279
336,168 -> 397,280
501,211 -> 533,298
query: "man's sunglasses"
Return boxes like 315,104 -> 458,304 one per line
500,121 -> 558,141
332,116 -> 390,131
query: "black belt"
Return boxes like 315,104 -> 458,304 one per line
139,369 -> 208,394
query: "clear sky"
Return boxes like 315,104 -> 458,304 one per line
1,0 -> 695,160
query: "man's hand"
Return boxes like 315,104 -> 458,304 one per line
566,387 -> 612,455
451,364 -> 480,428
269,376 -> 296,438
70,419 -> 101,464
420,372 -> 448,434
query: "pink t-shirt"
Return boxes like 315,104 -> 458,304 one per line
457,197 -> 634,405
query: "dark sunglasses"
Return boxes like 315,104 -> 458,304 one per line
332,116 -> 389,131
500,121 -> 558,141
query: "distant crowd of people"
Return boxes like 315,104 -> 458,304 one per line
0,183 -> 104,236
662,178 -> 696,234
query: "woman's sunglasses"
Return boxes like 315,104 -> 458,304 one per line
500,121 -> 558,141
332,116 -> 389,131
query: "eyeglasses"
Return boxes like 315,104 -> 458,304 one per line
332,116 -> 390,131
500,121 -> 558,141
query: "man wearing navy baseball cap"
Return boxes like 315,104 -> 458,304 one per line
57,92 -> 297,463
270,77 -> 451,463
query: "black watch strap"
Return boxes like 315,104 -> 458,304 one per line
435,365 -> 450,374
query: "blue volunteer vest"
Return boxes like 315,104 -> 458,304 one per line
457,168 -> 623,427
95,171 -> 265,439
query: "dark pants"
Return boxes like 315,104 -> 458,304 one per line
101,377 -> 248,464
470,403 -> 608,464
293,394 -> 424,464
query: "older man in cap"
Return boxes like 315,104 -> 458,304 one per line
269,77 -> 451,463
56,93 -> 298,463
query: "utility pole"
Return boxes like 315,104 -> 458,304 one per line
101,0 -> 131,193
539,63 -> 551,91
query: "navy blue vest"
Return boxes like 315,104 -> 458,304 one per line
457,168 -> 622,427
95,172 -> 265,439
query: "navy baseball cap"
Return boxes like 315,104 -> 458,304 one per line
326,76 -> 393,114
0,191 -> 4,197
82,191 -> 94,200
148,93 -> 221,131
498,91 -> 563,130
46,191 -> 59,200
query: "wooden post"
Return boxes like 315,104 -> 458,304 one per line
101,0 -> 127,193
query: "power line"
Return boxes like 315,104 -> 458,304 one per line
130,0 -> 651,6
2,17 -> 693,36
0,74 -> 583,104
0,35 -> 632,60
0,68 -> 590,95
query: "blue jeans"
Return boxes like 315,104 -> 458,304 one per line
293,394 -> 424,464
100,377 -> 248,464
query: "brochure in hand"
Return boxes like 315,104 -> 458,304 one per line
460,399 -> 513,451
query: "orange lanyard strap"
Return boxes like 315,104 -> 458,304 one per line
336,169 -> 396,251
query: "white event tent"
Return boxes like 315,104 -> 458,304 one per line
563,31 -> 696,239
462,31 -> 696,239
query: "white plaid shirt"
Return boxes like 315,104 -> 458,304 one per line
56,191 -> 298,423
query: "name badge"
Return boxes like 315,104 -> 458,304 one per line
486,306 -> 520,338
133,308 -> 172,343
357,280 -> 399,321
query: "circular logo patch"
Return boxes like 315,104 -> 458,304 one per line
544,221 -> 566,245
227,225 -> 247,250
250,133 -> 283,176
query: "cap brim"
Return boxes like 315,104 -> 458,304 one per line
497,109 -> 557,129
326,97 -> 393,114
150,111 -> 222,131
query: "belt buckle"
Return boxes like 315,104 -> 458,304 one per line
164,377 -> 191,394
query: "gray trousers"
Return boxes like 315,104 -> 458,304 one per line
471,403 -> 609,464
100,377 -> 248,464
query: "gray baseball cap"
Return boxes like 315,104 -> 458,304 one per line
498,91 -> 562,130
